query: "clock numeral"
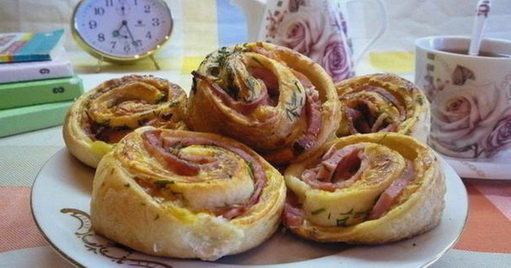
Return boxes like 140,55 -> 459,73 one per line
152,18 -> 160,26
145,31 -> 152,39
133,0 -> 138,5
124,44 -> 131,52
94,7 -> 105,15
111,41 -> 117,49
98,33 -> 105,42
105,0 -> 113,7
89,20 -> 97,29
39,68 -> 50,74
144,4 -> 151,13
132,40 -> 142,47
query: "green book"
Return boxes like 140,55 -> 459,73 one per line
0,100 -> 73,137
0,75 -> 83,109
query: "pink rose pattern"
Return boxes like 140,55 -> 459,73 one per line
484,107 -> 511,157
264,0 -> 353,83
423,60 -> 511,158
319,34 -> 350,83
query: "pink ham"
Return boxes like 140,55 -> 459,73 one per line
264,88 -> 323,163
363,85 -> 406,119
191,71 -> 271,115
248,65 -> 279,105
282,191 -> 305,228
142,130 -> 200,176
141,129 -> 267,220
344,85 -> 408,134
286,143 -> 416,225
367,160 -> 415,220
292,88 -> 323,154
301,144 -> 367,192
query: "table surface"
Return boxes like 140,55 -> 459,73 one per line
1,1 -> 510,267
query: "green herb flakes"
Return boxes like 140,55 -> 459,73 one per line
154,180 -> 175,189
311,208 -> 326,215
336,217 -> 349,227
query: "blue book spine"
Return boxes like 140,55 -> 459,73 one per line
0,29 -> 64,63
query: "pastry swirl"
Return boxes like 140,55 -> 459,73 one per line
63,75 -> 187,168
187,42 -> 340,166
283,133 -> 445,243
90,127 -> 286,261
335,73 -> 430,142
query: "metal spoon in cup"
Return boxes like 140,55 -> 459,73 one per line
468,0 -> 491,56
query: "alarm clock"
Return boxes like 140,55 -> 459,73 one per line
71,0 -> 173,67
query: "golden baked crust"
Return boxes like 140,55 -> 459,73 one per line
283,133 -> 445,243
335,73 -> 430,143
187,42 -> 340,166
63,75 -> 187,168
90,127 -> 286,261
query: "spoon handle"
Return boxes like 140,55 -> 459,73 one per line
468,0 -> 491,56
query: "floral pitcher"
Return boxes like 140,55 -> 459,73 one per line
232,0 -> 387,83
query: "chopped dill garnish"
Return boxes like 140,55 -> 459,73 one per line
215,47 -> 231,68
154,180 -> 175,189
416,96 -> 424,105
336,217 -> 349,227
311,208 -> 326,215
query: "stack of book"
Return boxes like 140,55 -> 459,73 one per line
0,29 -> 84,137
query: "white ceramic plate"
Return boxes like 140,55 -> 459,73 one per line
443,149 -> 511,180
31,148 -> 468,268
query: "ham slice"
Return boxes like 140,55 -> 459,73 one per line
344,85 -> 408,134
292,88 -> 323,154
191,71 -> 271,115
368,160 -> 415,220
301,144 -> 367,191
363,85 -> 406,119
142,130 -> 200,176
288,143 -> 416,224
282,191 -> 305,228
264,88 -> 323,163
141,129 -> 267,219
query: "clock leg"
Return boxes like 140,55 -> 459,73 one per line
150,55 -> 161,70
95,57 -> 104,73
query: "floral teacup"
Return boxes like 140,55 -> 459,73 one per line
415,36 -> 511,158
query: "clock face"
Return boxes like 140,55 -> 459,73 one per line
73,0 -> 173,60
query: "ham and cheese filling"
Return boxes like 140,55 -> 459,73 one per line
284,142 -> 417,228
335,73 -> 430,143
189,43 -> 333,165
121,129 -> 267,220
81,75 -> 186,143
342,85 -> 406,135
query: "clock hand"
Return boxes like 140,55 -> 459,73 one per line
113,21 -> 131,39
112,20 -> 126,38
123,20 -> 139,47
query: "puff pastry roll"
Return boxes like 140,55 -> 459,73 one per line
335,73 -> 430,142
90,127 -> 286,261
63,75 -> 187,168
283,133 -> 445,243
187,42 -> 340,166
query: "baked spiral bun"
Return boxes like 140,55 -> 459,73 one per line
187,42 -> 340,166
283,133 -> 446,243
335,73 -> 430,142
90,127 -> 286,261
63,75 -> 187,168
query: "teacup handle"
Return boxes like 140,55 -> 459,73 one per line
342,0 -> 387,65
